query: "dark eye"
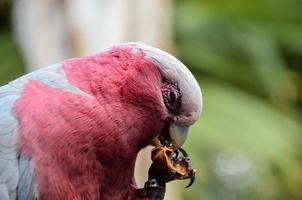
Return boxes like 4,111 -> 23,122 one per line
162,83 -> 181,113
168,90 -> 177,104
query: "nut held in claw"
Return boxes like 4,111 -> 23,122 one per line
150,146 -> 196,188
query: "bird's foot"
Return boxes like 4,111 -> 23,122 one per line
135,146 -> 196,200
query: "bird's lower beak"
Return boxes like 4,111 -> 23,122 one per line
151,123 -> 189,150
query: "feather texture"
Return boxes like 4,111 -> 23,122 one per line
0,84 -> 22,200
0,63 -> 89,199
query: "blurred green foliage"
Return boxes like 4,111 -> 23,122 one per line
175,0 -> 302,199
0,30 -> 25,85
0,0 -> 25,85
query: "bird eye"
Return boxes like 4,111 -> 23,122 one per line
168,90 -> 177,104
162,83 -> 181,113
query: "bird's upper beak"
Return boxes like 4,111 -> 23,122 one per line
169,124 -> 189,149
152,123 -> 189,150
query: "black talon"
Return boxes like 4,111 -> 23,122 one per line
179,148 -> 193,168
185,175 -> 195,188
179,148 -> 189,157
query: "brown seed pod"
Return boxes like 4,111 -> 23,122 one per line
151,146 -> 196,187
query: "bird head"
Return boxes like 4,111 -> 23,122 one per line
117,42 -> 202,150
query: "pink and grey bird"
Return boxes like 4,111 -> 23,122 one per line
0,43 -> 202,200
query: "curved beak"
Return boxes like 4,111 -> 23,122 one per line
169,124 -> 189,149
151,123 -> 190,149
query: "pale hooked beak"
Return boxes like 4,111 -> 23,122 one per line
152,123 -> 189,150
169,124 -> 189,149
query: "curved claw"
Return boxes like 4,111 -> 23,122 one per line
185,175 -> 195,188
179,148 -> 189,157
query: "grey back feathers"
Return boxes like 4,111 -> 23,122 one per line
0,85 -> 20,200
18,154 -> 37,200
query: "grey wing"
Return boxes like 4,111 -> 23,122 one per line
0,85 -> 37,200
18,154 -> 37,200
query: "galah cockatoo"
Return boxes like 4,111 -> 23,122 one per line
0,43 -> 202,200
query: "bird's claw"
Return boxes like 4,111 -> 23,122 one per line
136,146 -> 196,200
185,172 -> 195,188
148,146 -> 196,187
